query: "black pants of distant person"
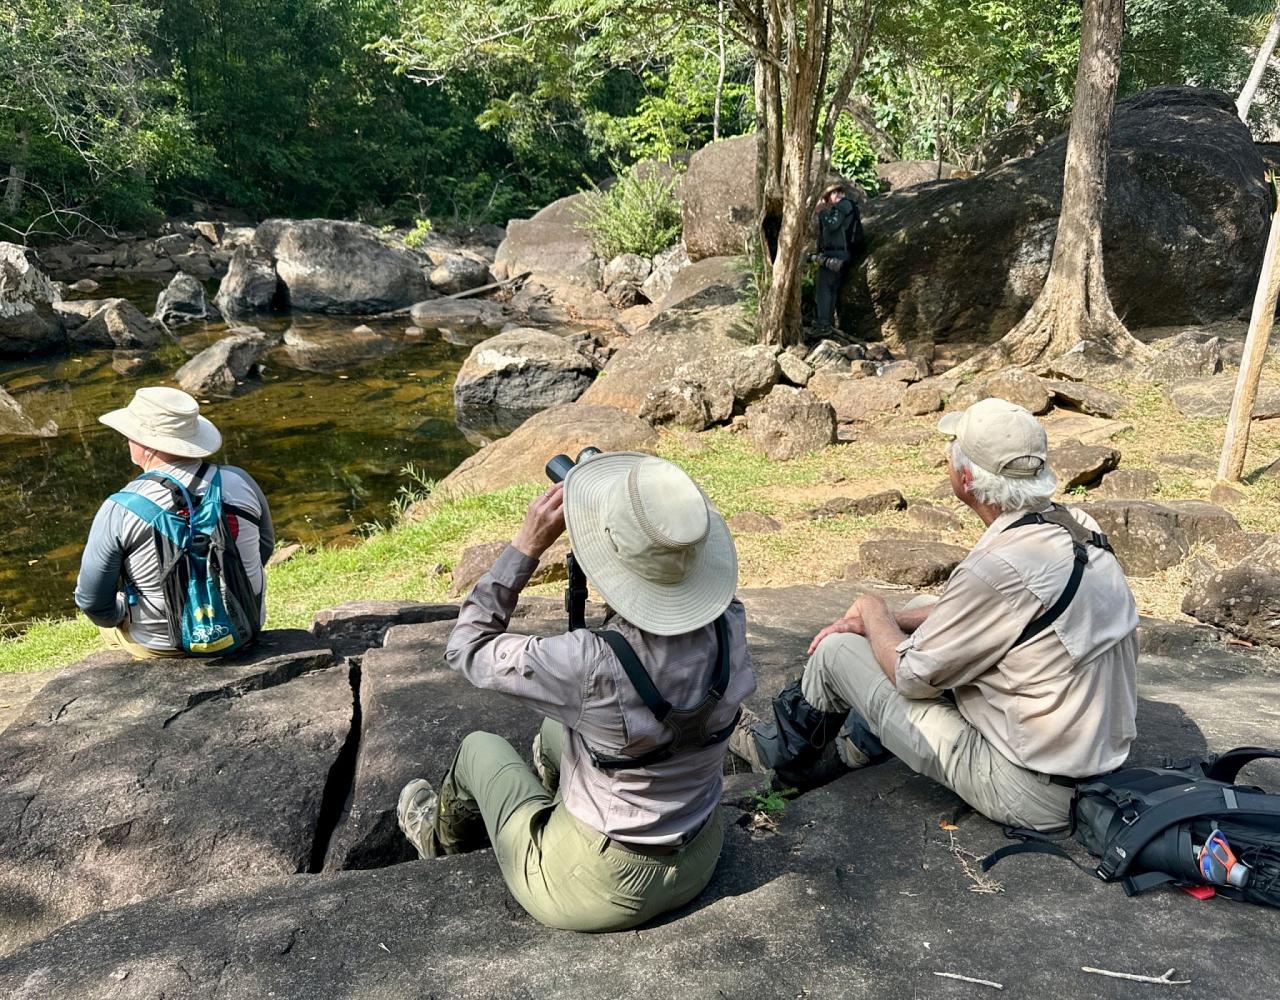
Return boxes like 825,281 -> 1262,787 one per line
814,262 -> 846,330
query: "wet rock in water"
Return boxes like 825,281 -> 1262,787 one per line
0,631 -> 347,956
428,254 -> 491,296
1049,439 -> 1121,489
176,329 -> 268,396
1143,330 -> 1222,384
808,490 -> 907,520
69,278 -> 99,293
409,297 -> 507,344
845,88 -> 1271,344
0,242 -> 65,357
858,539 -> 967,587
1094,468 -> 1160,499
746,386 -> 836,461
1183,537 -> 1280,646
436,403 -> 658,497
153,271 -> 219,325
1077,499 -> 1239,575
214,246 -> 279,317
728,511 -> 782,533
1041,379 -> 1127,418
67,298 -> 164,350
1168,374 -> 1280,419
309,600 -> 458,657
277,324 -> 397,373
110,350 -> 149,377
0,387 -> 56,437
253,218 -> 431,313
453,327 -> 597,436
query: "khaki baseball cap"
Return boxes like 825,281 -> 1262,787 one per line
937,397 -> 1048,478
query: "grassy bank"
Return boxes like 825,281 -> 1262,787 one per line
4,377 -> 1279,674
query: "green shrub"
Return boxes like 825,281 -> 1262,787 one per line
403,218 -> 433,249
578,161 -> 683,260
830,116 -> 880,194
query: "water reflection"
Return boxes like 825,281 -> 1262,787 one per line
0,277 -> 474,622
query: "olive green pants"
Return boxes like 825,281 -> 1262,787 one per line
99,625 -> 182,659
803,631 -> 1073,832
435,719 -> 724,932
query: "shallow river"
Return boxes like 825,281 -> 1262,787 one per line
0,279 -> 475,623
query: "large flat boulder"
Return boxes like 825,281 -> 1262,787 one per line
275,324 -> 398,373
1183,537 -> 1280,646
1168,373 -> 1280,419
0,631 -> 348,956
1078,499 -> 1240,575
435,403 -> 658,497
847,87 -> 1272,345
324,618 -> 545,870
681,135 -> 758,261
453,328 -> 597,440
2,589 -> 1276,998
0,242 -> 64,357
253,219 -> 431,313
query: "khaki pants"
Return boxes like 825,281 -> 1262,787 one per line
436,719 -> 724,932
99,625 -> 182,660
802,631 -> 1073,832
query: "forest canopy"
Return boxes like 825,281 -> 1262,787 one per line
1,0 -> 1275,237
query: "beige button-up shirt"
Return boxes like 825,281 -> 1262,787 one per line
895,505 -> 1138,778
445,545 -> 756,845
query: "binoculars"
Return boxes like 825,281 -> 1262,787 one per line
545,447 -> 602,484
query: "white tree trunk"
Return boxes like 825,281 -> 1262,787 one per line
1238,4 -> 1280,123
3,129 -> 30,217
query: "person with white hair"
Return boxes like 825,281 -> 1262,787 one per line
730,397 -> 1139,832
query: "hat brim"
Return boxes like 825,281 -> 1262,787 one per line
937,411 -> 963,437
99,408 -> 222,458
563,452 -> 738,637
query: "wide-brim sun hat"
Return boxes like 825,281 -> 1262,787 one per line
99,386 -> 222,458
563,452 -> 738,637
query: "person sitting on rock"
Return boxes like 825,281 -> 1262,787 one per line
397,454 -> 755,931
729,397 -> 1138,832
74,387 -> 274,658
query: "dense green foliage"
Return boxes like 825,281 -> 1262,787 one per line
578,162 -> 683,259
0,0 -> 1274,235
830,117 -> 881,193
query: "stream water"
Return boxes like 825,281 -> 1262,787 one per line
0,278 -> 476,624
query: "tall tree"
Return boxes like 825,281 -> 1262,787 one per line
1238,3 -> 1280,121
959,0 -> 1147,374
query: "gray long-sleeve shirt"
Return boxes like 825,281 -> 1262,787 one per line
75,460 -> 274,650
446,544 -> 756,845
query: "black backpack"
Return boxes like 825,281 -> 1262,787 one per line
983,747 -> 1280,908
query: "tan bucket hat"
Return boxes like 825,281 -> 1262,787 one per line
563,453 -> 738,636
937,396 -> 1048,478
99,386 -> 223,458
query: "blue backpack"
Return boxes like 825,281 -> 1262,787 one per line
109,465 -> 261,656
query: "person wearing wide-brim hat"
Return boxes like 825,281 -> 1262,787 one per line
809,179 -> 863,336
728,398 -> 1139,834
397,453 -> 756,931
74,387 -> 275,658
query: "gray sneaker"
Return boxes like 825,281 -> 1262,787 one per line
727,706 -> 772,773
397,778 -> 440,860
834,732 -> 873,769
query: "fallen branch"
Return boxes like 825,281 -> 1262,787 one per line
1081,967 -> 1190,985
934,971 -> 1003,990
947,830 -> 1004,894
447,270 -> 531,300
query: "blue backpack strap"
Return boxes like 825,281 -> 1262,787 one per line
107,491 -> 188,548
136,470 -> 197,512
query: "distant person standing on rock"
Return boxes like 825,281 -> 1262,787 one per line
75,387 -> 273,658
729,398 -> 1139,833
810,182 -> 863,335
398,454 -> 755,931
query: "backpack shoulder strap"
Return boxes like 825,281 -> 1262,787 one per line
108,491 -> 186,547
594,630 -> 673,722
1204,747 -> 1280,785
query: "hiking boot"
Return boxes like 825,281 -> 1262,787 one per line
728,705 -> 772,774
834,710 -> 889,770
398,778 -> 444,860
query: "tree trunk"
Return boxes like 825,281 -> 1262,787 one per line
1238,4 -> 1280,123
2,128 -> 30,218
713,0 -> 726,141
958,0 -> 1147,374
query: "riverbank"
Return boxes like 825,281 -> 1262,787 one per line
6,374 -> 1280,674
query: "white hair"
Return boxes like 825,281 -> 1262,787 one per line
950,442 -> 1057,512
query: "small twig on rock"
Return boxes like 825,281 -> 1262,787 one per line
1081,967 -> 1190,985
947,830 -> 1004,894
934,971 -> 1003,989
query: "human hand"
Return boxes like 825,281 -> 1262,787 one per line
513,482 -> 566,558
823,256 -> 843,273
807,612 -> 866,655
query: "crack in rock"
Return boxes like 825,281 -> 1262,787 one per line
162,651 -> 334,728
307,660 -> 363,873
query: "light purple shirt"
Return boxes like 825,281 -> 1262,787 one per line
445,544 -> 756,845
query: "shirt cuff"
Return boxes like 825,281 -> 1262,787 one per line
894,636 -> 943,700
488,544 -> 540,591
